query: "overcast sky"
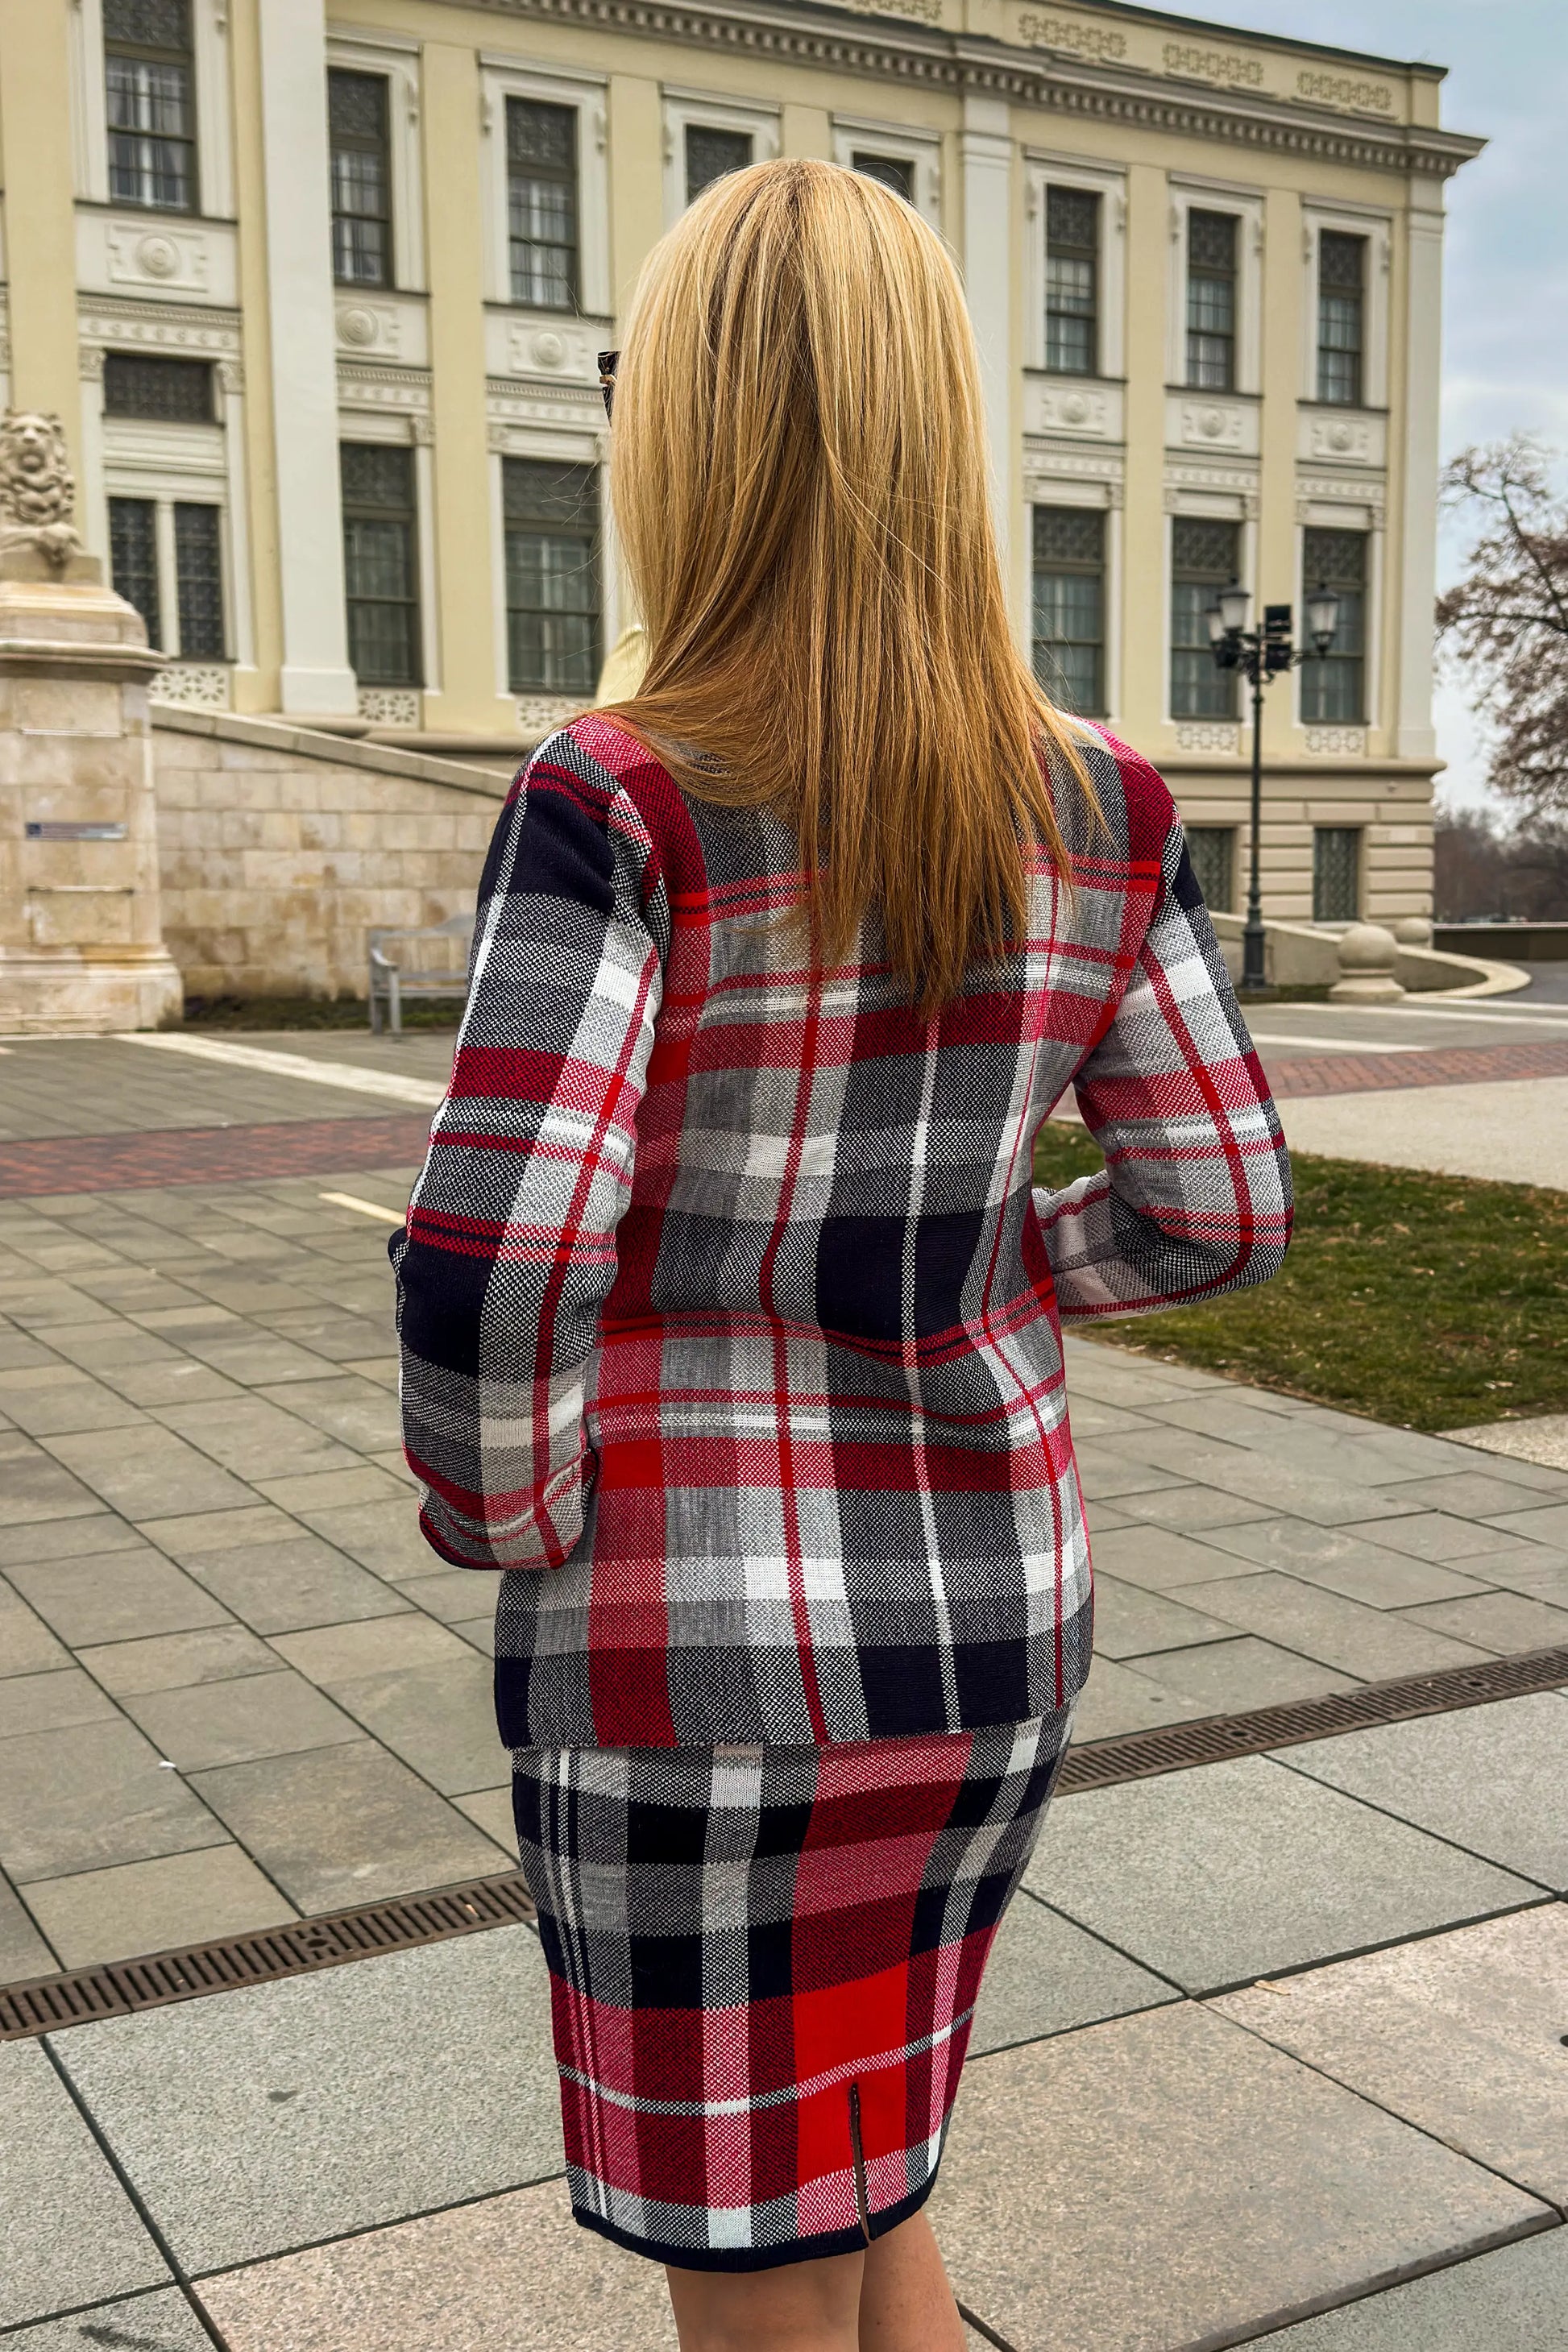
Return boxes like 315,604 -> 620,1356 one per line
1145,1 -> 1567,810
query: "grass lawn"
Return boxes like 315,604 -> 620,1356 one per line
183,994 -> 462,1031
1034,1123 -> 1568,1433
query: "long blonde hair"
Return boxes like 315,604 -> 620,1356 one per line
603,158 -> 1093,1010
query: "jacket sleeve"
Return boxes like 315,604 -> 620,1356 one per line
1035,813 -> 1292,1322
390,737 -> 664,1569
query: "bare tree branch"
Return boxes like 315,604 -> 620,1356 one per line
1438,437 -> 1568,817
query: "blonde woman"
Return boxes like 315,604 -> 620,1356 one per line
394,161 -> 1290,2352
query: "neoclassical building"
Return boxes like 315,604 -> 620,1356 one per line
0,0 -> 1479,923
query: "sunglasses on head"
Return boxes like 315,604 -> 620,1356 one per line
598,351 -> 618,421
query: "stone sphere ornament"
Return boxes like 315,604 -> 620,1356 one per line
1329,921 -> 1406,1005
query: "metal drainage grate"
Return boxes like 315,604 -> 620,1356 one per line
0,1872 -> 536,2043
1057,1642 -> 1568,1795
3,1646 -> 1565,2043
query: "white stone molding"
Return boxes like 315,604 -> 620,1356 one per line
483,309 -> 609,388
1164,180 -> 1265,397
334,292 -> 430,367
69,0 -> 234,216
357,686 -> 421,728
1175,722 -> 1242,753
516,692 -> 582,732
486,378 -> 606,460
77,297 -> 241,359
660,89 -> 779,228
1023,151 -> 1126,380
413,433 -> 441,695
479,57 -> 612,314
335,362 -> 434,428
1167,391 -> 1259,458
1303,725 -> 1367,757
1164,460 -> 1260,519
830,115 -> 942,230
193,0 -> 235,219
326,31 -> 427,290
77,214 -> 239,307
151,662 -> 233,710
1297,404 -> 1388,469
218,363 -> 257,675
1023,380 -> 1124,442
68,0 -> 109,202
257,0 -> 356,714
1022,454 -> 1121,504
1300,201 -> 1392,407
961,97 -> 1014,575
1296,475 -> 1386,527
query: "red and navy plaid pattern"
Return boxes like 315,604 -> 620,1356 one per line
512,1708 -> 1073,2269
392,713 -> 1290,1748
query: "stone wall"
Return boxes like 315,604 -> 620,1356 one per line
151,708 -> 510,999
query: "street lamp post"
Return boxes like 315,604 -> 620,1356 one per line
1206,582 -> 1339,994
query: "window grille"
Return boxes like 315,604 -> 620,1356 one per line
1185,826 -> 1236,913
1170,516 -> 1240,719
104,0 -> 197,214
507,100 -> 578,310
1186,209 -> 1238,391
174,504 -> 225,660
1313,827 -> 1361,923
1317,231 -> 1366,407
1045,187 -> 1099,376
851,152 -> 914,203
102,352 -> 214,423
110,498 -> 161,649
329,70 -> 392,288
1300,527 -> 1367,724
685,125 -> 752,205
503,458 -> 600,695
341,444 -> 421,687
1031,506 -> 1105,716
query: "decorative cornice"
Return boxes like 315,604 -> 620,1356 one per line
457,0 -> 1484,177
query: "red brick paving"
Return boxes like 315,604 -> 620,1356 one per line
1,1039 -> 1565,1198
0,1114 -> 433,1197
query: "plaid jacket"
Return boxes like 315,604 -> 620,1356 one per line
392,713 -> 1291,1748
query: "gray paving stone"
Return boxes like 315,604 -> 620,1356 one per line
0,1870 -> 57,1978
187,1739 -> 512,1912
0,1577 -> 73,1676
969,1887 -> 1178,2055
0,1718 -> 226,1885
97,1359 -> 249,1407
1216,1906 -> 1568,2209
78,1623 -> 281,1695
1456,1543 -> 1568,1603
23,1843 -> 297,1969
0,1665 -> 120,1739
1337,1510 -> 1531,1564
0,1441 -> 107,1527
5,2288 -> 218,2350
268,1612 -> 472,1685
1063,1343 -> 1220,1404
1396,1589 -> 1568,1653
1107,1483 -> 1276,1532
1197,1518 -> 1495,1608
1072,1448 -> 1190,1502
0,1365 -> 149,1437
1383,1473 -> 1568,1520
52,1923 -> 562,2271
1085,1524 -> 1263,1591
1276,1694 -> 1568,1889
935,2002 -> 1549,2352
1081,1574 -> 1238,1660
139,1502 -> 301,1557
150,1396 -> 363,1483
1466,1502 -> 1568,1549
1091,1428 -> 1420,1526
1126,1636 -> 1357,1715
253,1375 -> 404,1453
1066,1653 -> 1206,1744
6,1545 -> 232,1647
398,1567 -> 504,1625
1027,1757 -> 1537,1993
0,1511 -> 137,1568
326,1655 -> 505,1796
452,1614 -> 496,1657
268,1495 -> 436,1580
1255,2228 -> 1568,2349
0,2037 -> 171,2326
43,1426 -> 259,1521
1174,1572 -> 1492,1682
178,1329 -> 342,1386
177,1535 -> 409,1635
122,1670 -> 363,1770
256,1463 -> 411,1515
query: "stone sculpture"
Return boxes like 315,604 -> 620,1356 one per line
0,410 -> 84,572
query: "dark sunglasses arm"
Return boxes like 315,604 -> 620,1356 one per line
598,351 -> 618,421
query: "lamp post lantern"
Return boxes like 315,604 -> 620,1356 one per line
1205,582 -> 1339,993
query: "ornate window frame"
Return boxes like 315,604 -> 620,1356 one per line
479,55 -> 611,319
1300,201 -> 1392,413
1292,485 -> 1384,745
1023,469 -> 1122,725
831,115 -> 942,230
70,0 -> 234,219
661,89 -> 779,227
1023,153 -> 1126,382
325,29 -> 426,293
1162,480 -> 1257,736
1166,177 -> 1264,397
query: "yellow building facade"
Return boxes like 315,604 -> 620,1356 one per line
0,0 -> 1480,924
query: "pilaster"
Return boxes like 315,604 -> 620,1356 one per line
1394,183 -> 1444,762
960,97 -> 1014,579
607,74 -> 664,321
0,2 -> 84,477
1258,185 -> 1301,765
1119,162 -> 1169,749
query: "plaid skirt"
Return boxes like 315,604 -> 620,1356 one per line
511,1707 -> 1074,2271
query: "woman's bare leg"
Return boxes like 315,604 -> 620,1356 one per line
666,2248 -> 865,2352
857,2211 -> 966,2352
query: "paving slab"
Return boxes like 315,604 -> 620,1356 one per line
1084,1429 -> 1421,1528
1215,1907 -> 1568,2209
0,1442 -> 110,1527
934,2002 -> 1549,2352
0,1717 -> 226,1885
0,1512 -> 138,1569
969,1887 -> 1178,2055
1379,1471 -> 1568,1520
43,1426 -> 260,1521
0,2036 -> 171,2327
268,1612 -> 473,1685
1087,1574 -> 1239,1660
22,1842 -> 297,1969
52,1923 -> 562,2272
1396,1588 -> 1568,1653
0,1366 -> 149,1437
0,1582 -> 74,1676
284,1496 -> 438,1579
1196,1517 -> 1495,1607
1122,1636 -> 1357,1715
1,1665 -> 120,1738
1255,2226 -> 1568,2349
323,1654 -> 506,1796
5,1545 -> 234,1648
1085,1524 -> 1263,1592
135,1502 -> 300,1557
148,1396 -> 363,1483
3,2287 -> 218,2350
252,1375 -> 404,1453
1064,1653 -> 1206,1744
1337,1511 -> 1533,1565
77,1623 -> 281,1695
1276,1693 -> 1568,1890
186,1739 -> 512,1912
1172,1571 -> 1492,1681
1029,1757 -> 1538,1993
1444,1541 -> 1568,1603
198,2177 -> 678,2352
1479,1503 -> 1568,1550
1103,1483 -> 1276,1532
176,1534 -> 409,1635
0,1870 -> 57,1978
122,1669 -> 363,1770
